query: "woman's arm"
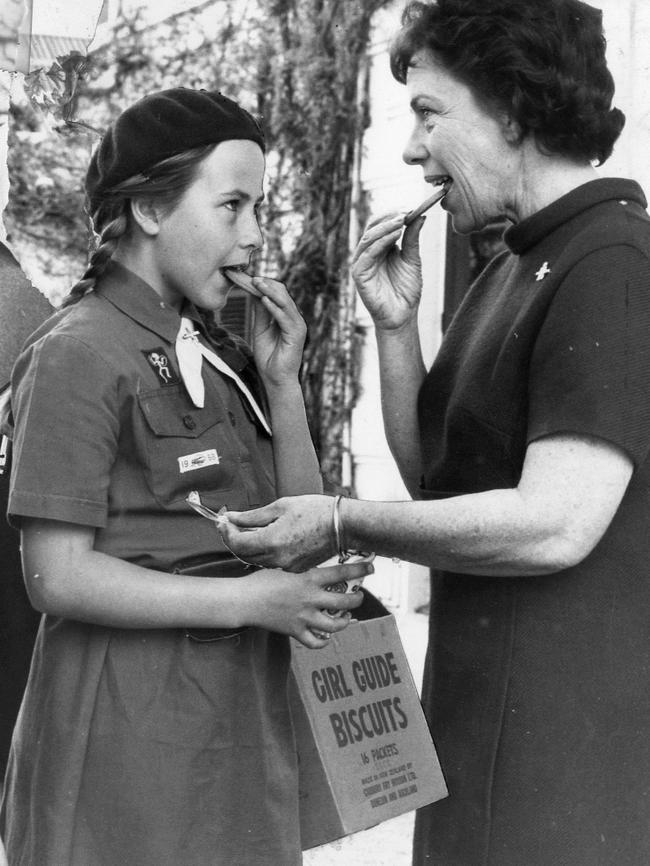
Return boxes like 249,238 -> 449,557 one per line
351,211 -> 430,496
221,433 -> 633,575
342,433 -> 633,575
249,276 -> 322,496
374,322 -> 427,497
20,518 -> 370,646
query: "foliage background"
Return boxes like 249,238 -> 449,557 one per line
6,0 -> 393,490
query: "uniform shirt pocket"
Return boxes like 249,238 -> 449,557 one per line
138,386 -> 237,506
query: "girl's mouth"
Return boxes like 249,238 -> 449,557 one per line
222,266 -> 263,298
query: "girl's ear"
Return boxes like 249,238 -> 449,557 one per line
130,198 -> 161,236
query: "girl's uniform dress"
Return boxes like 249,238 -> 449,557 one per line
412,179 -> 650,866
0,261 -> 301,866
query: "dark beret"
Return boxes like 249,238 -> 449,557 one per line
86,88 -> 265,214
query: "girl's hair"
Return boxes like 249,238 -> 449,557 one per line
390,0 -> 625,165
61,144 -> 217,309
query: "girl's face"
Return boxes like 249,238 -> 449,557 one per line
402,51 -> 521,234
149,140 -> 265,312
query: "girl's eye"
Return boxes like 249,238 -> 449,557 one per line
224,199 -> 240,212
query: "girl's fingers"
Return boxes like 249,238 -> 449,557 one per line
301,610 -> 354,648
317,586 -> 365,614
314,561 -> 374,586
298,628 -> 334,649
251,279 -> 306,334
233,274 -> 297,318
311,610 -> 352,632
254,293 -> 305,335
250,276 -> 293,308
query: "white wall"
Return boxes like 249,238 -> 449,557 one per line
600,0 -> 650,193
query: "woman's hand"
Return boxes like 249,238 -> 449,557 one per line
221,495 -> 336,572
249,276 -> 307,386
240,559 -> 372,649
352,212 -> 427,331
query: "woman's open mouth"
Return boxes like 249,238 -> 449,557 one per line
403,177 -> 453,225
428,174 -> 452,191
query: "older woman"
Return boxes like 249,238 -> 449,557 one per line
222,0 -> 650,862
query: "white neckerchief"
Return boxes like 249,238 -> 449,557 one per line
175,317 -> 271,435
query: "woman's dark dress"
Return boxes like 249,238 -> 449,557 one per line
413,179 -> 650,865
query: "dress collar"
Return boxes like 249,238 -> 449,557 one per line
95,260 -> 183,343
504,177 -> 647,255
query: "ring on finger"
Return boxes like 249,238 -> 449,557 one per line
312,630 -> 331,640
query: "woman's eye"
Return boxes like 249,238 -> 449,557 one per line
224,200 -> 240,212
414,105 -> 437,128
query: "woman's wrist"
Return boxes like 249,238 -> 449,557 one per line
374,312 -> 420,339
334,494 -> 365,555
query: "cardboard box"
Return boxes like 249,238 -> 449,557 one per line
290,598 -> 447,850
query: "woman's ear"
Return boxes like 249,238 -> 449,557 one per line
502,113 -> 523,145
129,198 -> 162,237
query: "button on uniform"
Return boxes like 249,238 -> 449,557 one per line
183,414 -> 196,430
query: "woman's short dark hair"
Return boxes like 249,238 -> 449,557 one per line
390,0 -> 625,165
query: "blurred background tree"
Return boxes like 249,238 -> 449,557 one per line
6,0 -> 392,490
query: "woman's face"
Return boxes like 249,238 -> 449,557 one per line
149,140 -> 265,312
403,51 -> 521,234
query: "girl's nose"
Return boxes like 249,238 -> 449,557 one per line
402,125 -> 429,166
241,215 -> 263,251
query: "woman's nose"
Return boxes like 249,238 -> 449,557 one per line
402,125 -> 429,165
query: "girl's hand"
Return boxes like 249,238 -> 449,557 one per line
221,495 -> 335,572
352,212 -> 427,331
249,277 -> 307,386
241,560 -> 372,649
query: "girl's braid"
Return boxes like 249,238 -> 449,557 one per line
61,204 -> 129,308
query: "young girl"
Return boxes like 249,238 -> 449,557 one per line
0,88 -> 370,866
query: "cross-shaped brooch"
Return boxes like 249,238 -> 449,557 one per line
535,261 -> 551,281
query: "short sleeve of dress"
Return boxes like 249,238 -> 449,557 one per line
527,245 -> 650,466
9,332 -> 120,526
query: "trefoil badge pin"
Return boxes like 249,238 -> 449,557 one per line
535,261 -> 551,281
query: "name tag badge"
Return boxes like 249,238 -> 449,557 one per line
178,449 -> 220,473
